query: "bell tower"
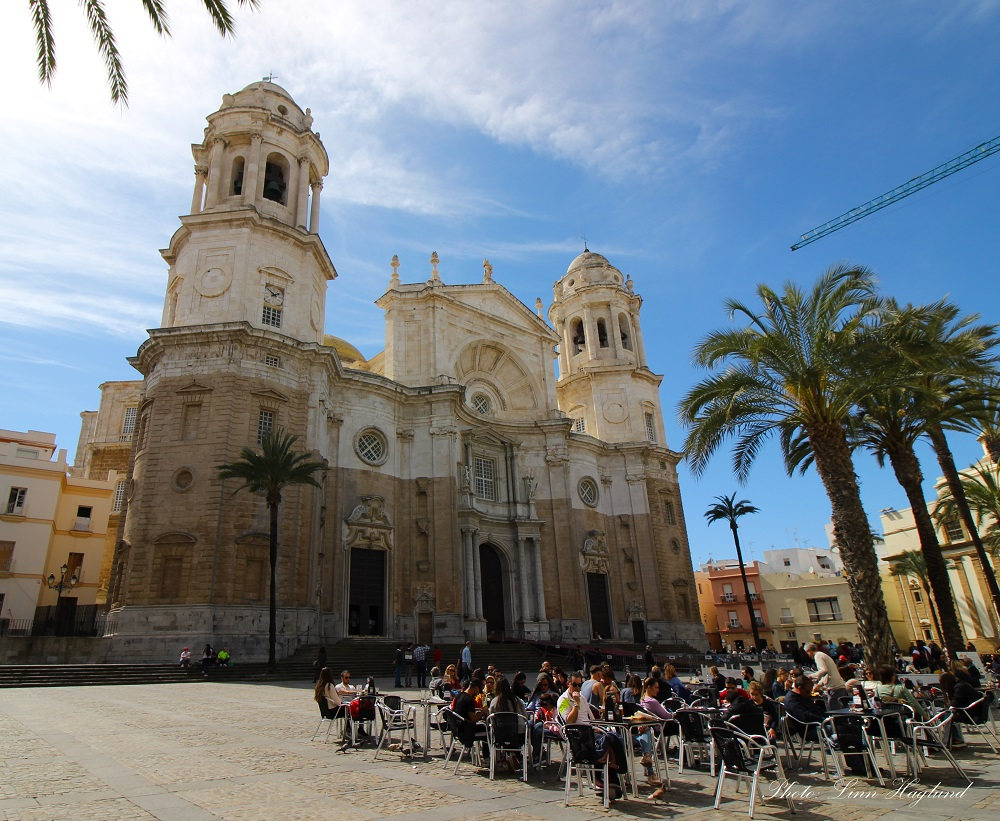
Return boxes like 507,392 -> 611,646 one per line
549,250 -> 665,445
159,80 -> 336,343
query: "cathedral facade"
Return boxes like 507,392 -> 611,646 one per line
103,82 -> 703,659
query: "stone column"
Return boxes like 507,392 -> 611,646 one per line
242,132 -> 263,206
947,562 -> 978,638
608,303 -> 622,358
961,556 -> 996,637
517,537 -> 531,628
472,534 -> 483,619
532,538 -> 546,621
190,166 -> 208,214
309,182 -> 322,233
583,306 -> 597,359
205,138 -> 226,208
462,527 -> 474,619
295,156 -> 310,228
632,313 -> 648,367
561,321 -> 574,371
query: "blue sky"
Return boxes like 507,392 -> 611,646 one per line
1,1 -> 998,566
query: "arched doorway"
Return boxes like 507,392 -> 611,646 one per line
479,543 -> 506,639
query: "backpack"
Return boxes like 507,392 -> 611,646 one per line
349,697 -> 376,720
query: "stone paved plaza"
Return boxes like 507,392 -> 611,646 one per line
2,680 -> 999,820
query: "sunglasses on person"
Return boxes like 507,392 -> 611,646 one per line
570,682 -> 582,689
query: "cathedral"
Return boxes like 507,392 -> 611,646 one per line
96,81 -> 703,660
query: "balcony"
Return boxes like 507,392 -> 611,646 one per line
721,593 -> 737,602
754,617 -> 766,627
71,517 -> 92,532
779,616 -> 794,624
748,592 -> 760,602
727,620 -> 742,629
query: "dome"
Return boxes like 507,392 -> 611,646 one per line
323,335 -> 366,364
559,250 -> 625,292
221,81 -> 307,123
237,80 -> 296,103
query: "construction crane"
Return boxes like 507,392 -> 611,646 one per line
791,134 -> 1000,250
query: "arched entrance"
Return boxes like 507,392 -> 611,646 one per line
479,543 -> 506,639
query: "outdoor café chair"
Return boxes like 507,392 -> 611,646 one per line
781,712 -> 833,779
486,712 -> 531,781
675,708 -> 715,775
562,724 -> 612,808
441,706 -> 485,774
820,714 -> 885,786
709,724 -> 794,819
373,696 -> 418,760
906,709 -> 972,784
951,692 -> 1000,753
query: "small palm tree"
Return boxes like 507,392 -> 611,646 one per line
26,0 -> 260,106
935,463 -> 1000,564
218,429 -> 325,668
888,551 -> 946,646
705,494 -> 762,653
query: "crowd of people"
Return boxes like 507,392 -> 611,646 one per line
309,638 -> 998,803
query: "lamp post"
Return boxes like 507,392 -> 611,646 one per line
46,563 -> 78,635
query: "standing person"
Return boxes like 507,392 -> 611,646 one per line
414,642 -> 428,689
643,645 -> 655,671
404,643 -> 414,687
433,645 -> 442,667
313,646 -> 327,682
805,642 -> 847,709
460,641 -> 473,682
394,644 -> 405,688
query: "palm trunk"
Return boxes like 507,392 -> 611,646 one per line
731,524 -> 763,652
808,422 -> 894,668
885,441 -> 966,656
928,424 -> 1000,624
268,496 -> 279,670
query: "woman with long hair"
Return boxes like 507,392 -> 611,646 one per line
490,676 -> 526,716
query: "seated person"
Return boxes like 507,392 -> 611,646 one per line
939,671 -> 980,746
873,664 -> 928,720
525,676 -> 553,713
663,664 -> 694,703
558,672 -> 628,798
782,675 -> 826,740
722,682 -> 766,737
477,675 -> 497,708
720,677 -> 751,702
427,666 -> 446,698
443,664 -> 462,695
489,677 -> 527,716
709,665 -> 726,692
454,678 -> 489,752
771,668 -> 789,700
530,693 -> 559,761
747,680 -> 779,741
216,647 -> 231,667
512,671 -> 532,700
621,673 -> 643,705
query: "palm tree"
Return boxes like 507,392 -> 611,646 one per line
705,494 -> 762,653
888,551 -> 946,647
218,428 -> 325,668
26,0 -> 260,106
845,300 -> 994,657
680,264 -> 895,668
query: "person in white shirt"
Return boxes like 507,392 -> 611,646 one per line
557,673 -> 627,798
328,669 -> 367,740
805,643 -> 847,709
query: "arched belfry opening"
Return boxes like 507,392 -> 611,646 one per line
479,542 -> 507,639
263,153 -> 289,204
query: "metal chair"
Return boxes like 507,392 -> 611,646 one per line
373,696 -> 418,760
441,707 -> 485,774
486,712 -> 531,781
906,709 -> 972,784
675,709 -> 715,775
310,698 -> 340,742
709,724 -> 794,818
781,712 -> 833,778
951,692 -> 1000,753
820,714 -> 885,786
562,724 -> 612,808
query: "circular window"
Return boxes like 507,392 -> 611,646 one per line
355,428 -> 388,465
277,104 -> 288,115
578,477 -> 599,507
172,468 -> 194,493
471,394 -> 492,415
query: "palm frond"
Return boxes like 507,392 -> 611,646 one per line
28,0 -> 56,86
80,0 -> 128,106
139,0 -> 170,36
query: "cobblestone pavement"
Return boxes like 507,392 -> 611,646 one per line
2,681 -> 999,820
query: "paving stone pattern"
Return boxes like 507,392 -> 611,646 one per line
2,681 -> 999,820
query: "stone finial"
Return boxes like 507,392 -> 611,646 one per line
303,107 -> 313,129
535,297 -> 544,318
429,251 -> 442,284
625,275 -> 634,293
390,254 -> 400,287
482,258 -> 493,283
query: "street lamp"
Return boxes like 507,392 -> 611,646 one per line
46,563 -> 78,635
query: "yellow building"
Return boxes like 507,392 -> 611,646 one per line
0,429 -> 117,635
879,495 -> 1000,653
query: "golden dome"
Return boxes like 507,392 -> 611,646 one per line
322,335 -> 366,363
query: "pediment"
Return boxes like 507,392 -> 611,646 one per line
176,381 -> 213,395
250,388 -> 289,403
440,285 -> 557,339
258,266 -> 295,284
464,426 -> 518,447
235,531 -> 269,545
